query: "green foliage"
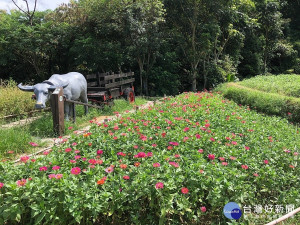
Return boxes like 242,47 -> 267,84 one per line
0,92 -> 299,224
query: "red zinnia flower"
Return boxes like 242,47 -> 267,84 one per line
181,187 -> 189,194
123,175 -> 130,180
120,164 -> 127,169
201,206 -> 207,212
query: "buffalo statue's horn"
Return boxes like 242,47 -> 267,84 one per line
61,81 -> 69,89
17,83 -> 34,92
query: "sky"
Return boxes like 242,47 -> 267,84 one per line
0,0 -> 70,12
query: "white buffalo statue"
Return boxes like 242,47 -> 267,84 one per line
18,72 -> 88,120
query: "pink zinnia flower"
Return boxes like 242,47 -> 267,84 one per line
183,127 -> 190,132
89,159 -> 97,165
39,166 -> 48,171
147,152 -> 153,157
70,167 -> 81,175
231,141 -> 237,145
74,155 -> 81,160
65,148 -> 72,153
208,154 -> 215,160
43,151 -> 49,155
174,154 -> 180,158
169,161 -> 179,168
117,152 -> 126,156
181,187 -> 189,194
29,142 -> 38,147
48,174 -> 56,179
219,157 -> 225,161
222,162 -> 228,166
0,182 -> 4,189
253,173 -> 259,177
241,165 -> 249,170
55,174 -> 63,179
195,134 -> 201,139
105,166 -> 114,173
245,146 -> 250,150
201,206 -> 207,212
264,160 -> 269,164
20,156 -> 30,163
16,179 -> 27,186
155,182 -> 164,189
123,175 -> 130,180
153,163 -> 160,167
137,152 -> 146,158
198,149 -> 204,153
169,142 -> 179,146
69,160 -> 76,163
52,166 -> 60,170
210,137 -> 215,142
74,150 -> 80,154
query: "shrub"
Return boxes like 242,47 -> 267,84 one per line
0,79 -> 35,118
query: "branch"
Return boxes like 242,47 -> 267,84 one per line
11,0 -> 28,15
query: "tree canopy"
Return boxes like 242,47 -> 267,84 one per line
0,0 -> 299,95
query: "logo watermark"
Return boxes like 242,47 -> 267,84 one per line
223,202 -> 242,220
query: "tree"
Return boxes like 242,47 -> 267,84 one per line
123,0 -> 165,95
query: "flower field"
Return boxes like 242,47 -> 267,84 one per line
0,92 -> 299,224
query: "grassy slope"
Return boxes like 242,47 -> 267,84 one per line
216,74 -> 300,122
238,74 -> 300,97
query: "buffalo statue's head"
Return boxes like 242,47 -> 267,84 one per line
18,80 -> 68,109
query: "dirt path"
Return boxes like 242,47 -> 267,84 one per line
13,101 -> 156,163
1,116 -> 42,129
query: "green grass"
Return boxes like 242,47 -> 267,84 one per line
238,74 -> 300,97
0,97 -> 148,159
216,74 -> 300,122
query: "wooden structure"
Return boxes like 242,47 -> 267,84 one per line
85,72 -> 135,104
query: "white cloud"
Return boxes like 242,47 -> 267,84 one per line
0,0 -> 70,12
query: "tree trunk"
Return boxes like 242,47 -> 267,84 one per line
137,58 -> 144,95
191,66 -> 197,92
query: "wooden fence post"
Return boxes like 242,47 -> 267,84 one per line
50,88 -> 64,136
